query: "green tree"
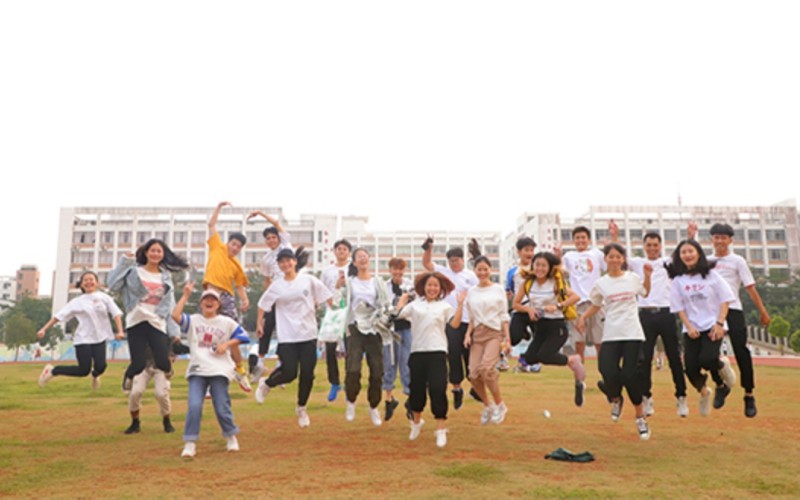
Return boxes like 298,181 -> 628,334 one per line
790,330 -> 800,354
242,270 -> 265,333
767,315 -> 791,355
3,312 -> 36,361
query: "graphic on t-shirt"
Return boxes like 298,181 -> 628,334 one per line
573,257 -> 594,275
685,283 -> 707,303
196,325 -> 225,350
140,280 -> 164,306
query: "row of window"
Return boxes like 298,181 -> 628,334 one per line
558,228 -> 787,242
74,230 -> 318,248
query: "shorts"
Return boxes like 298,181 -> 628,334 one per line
569,301 -> 604,345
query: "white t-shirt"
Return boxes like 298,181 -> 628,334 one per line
350,278 -> 377,312
670,270 -> 737,333
396,299 -> 454,353
55,291 -> 123,345
526,278 -> 564,319
180,313 -> 249,380
629,256 -> 671,308
260,231 -> 292,281
466,284 -> 510,331
563,248 -> 606,303
708,253 -> 754,311
126,268 -> 167,333
321,264 -> 349,308
589,272 -> 647,342
258,274 -> 332,344
433,264 -> 478,323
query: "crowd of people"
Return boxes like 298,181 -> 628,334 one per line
36,202 -> 771,455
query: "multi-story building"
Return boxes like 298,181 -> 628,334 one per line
16,265 -> 40,299
341,216 -> 503,282
501,202 -> 800,284
0,276 -> 15,312
53,207 -> 338,313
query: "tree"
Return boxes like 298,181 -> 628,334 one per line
3,312 -> 36,361
242,270 -> 265,333
767,315 -> 791,355
790,330 -> 800,354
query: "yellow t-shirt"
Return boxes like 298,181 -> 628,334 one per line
203,233 -> 248,295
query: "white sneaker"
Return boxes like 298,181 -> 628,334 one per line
719,356 -> 737,388
38,364 -> 54,388
226,435 -> 239,452
636,417 -> 651,441
255,377 -> 270,404
611,398 -> 624,422
491,402 -> 507,425
409,419 -> 425,440
345,402 -> 356,422
250,364 -> 265,385
435,428 -> 448,448
296,406 -> 310,428
699,386 -> 712,417
91,375 -> 101,391
369,407 -> 382,427
480,405 -> 493,425
677,396 -> 689,417
181,442 -> 196,458
235,370 -> 252,393
643,396 -> 655,417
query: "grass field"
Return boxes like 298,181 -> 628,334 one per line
1,358 -> 799,499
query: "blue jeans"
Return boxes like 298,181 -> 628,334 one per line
183,376 -> 239,442
382,328 -> 412,394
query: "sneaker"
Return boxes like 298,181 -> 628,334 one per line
250,364 -> 265,385
530,363 -> 542,373
385,398 -> 399,422
713,384 -> 731,410
452,388 -> 464,410
370,407 -> 383,427
574,381 -> 585,407
435,428 -> 448,448
345,402 -> 356,422
124,419 -> 140,435
234,371 -> 252,393
699,386 -> 712,416
480,405 -> 493,425
92,376 -> 102,391
744,395 -> 758,418
254,377 -> 270,404
491,402 -> 508,425
636,416 -> 651,441
409,419 -> 425,440
163,417 -> 175,433
676,396 -> 689,418
497,356 -> 510,372
643,396 -> 655,417
226,435 -> 239,452
121,375 -> 133,394
327,384 -> 341,402
469,387 -> 483,403
38,364 -> 54,388
719,356 -> 737,389
297,406 -> 311,428
611,396 -> 624,422
181,442 -> 196,458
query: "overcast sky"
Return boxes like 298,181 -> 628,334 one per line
1,1 -> 798,294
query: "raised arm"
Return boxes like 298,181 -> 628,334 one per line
247,210 -> 285,234
687,220 -> 698,241
421,234 -> 435,272
172,282 -> 194,324
208,201 -> 232,236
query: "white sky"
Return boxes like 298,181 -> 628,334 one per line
1,1 -> 799,294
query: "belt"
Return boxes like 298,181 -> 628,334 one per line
639,307 -> 670,314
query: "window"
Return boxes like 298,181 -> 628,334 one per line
766,229 -> 786,241
73,231 -> 95,244
101,231 -> 114,244
173,231 -> 187,244
769,249 -> 788,261
248,252 -> 265,265
317,231 -> 323,243
190,253 -> 205,266
98,251 -> 113,265
733,229 -> 744,240
379,245 -> 393,255
485,245 -> 499,254
294,231 -> 313,244
733,248 -> 746,258
747,229 -> 761,242
396,245 -> 412,255
136,232 -> 151,244
317,250 -> 323,263
595,229 -> 609,241
191,231 -> 205,245
629,229 -> 643,241
560,229 -> 572,241
664,229 -> 677,242
432,245 -> 446,254
155,231 -> 169,243
750,249 -> 763,261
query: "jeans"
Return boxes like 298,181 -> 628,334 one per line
382,328 -> 412,394
52,341 -> 107,378
183,376 -> 239,442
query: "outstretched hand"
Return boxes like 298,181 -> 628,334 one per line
421,234 -> 434,251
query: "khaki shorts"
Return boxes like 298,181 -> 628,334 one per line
568,301 -> 604,345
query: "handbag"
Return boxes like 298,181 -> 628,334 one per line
319,296 -> 348,343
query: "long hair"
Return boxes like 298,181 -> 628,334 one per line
348,247 -> 370,277
414,272 -> 455,300
294,246 -> 309,272
136,239 -> 189,272
666,239 -> 715,278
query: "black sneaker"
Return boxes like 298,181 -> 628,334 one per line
163,417 -> 175,433
574,381 -> 585,407
124,419 -> 140,435
469,387 -> 483,403
453,388 -> 464,410
404,398 -> 413,420
744,395 -> 758,418
713,384 -> 731,409
385,398 -> 399,422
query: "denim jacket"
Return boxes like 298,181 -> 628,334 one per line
106,255 -> 179,337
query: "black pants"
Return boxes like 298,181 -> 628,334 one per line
125,322 -> 171,379
345,327 -> 384,408
408,351 -> 448,420
266,340 -> 317,406
446,322 -> 470,385
684,330 -> 724,392
258,308 -> 277,357
326,341 -> 341,386
727,309 -> 754,392
598,340 -> 645,406
522,318 -> 569,366
639,308 -> 687,398
52,341 -> 107,377
510,312 -> 533,346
